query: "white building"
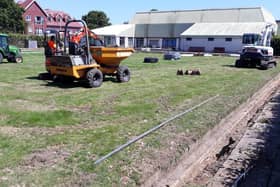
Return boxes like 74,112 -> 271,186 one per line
92,24 -> 135,48
277,20 -> 280,35
92,7 -> 278,53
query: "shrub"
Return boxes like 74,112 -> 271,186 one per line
271,36 -> 280,56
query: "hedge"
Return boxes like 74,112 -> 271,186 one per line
272,36 -> 280,56
7,33 -> 44,48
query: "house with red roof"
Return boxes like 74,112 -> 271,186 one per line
45,9 -> 81,33
18,0 -> 47,35
17,0 -> 81,35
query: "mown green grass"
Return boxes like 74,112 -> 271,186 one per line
0,51 -> 279,186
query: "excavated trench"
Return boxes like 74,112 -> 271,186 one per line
145,73 -> 280,187
210,89 -> 280,187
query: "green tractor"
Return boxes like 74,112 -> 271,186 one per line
0,33 -> 23,63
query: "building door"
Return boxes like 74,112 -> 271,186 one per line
162,38 -> 176,49
120,37 -> 125,47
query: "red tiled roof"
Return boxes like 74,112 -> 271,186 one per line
45,9 -> 70,18
45,9 -> 82,28
18,0 -> 34,9
47,22 -> 82,28
17,0 -> 81,29
17,0 -> 48,17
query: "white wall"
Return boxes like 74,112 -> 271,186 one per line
180,36 -> 243,53
116,37 -> 120,46
102,36 -> 133,48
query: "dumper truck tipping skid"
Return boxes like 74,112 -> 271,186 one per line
39,20 -> 134,87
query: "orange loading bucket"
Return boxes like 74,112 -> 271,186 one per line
90,47 -> 134,67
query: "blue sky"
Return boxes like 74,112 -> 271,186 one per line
36,0 -> 279,24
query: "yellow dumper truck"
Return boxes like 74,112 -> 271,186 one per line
40,20 -> 134,87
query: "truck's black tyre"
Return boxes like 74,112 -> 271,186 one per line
0,53 -> 3,63
116,65 -> 130,82
143,57 -> 158,63
267,62 -> 276,69
86,68 -> 103,88
235,60 -> 241,67
38,72 -> 53,80
8,55 -> 23,63
260,62 -> 276,70
15,56 -> 23,63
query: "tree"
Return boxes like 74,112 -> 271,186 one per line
0,0 -> 24,33
82,10 -> 111,29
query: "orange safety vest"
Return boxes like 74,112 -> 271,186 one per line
71,35 -> 80,43
48,40 -> 56,50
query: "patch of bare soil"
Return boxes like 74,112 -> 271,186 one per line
0,126 -> 77,137
134,130 -> 196,185
22,145 -> 71,170
6,99 -> 57,111
0,82 -> 11,87
0,145 -> 72,183
62,172 -> 97,187
144,73 -> 280,187
156,96 -> 173,112
0,126 -> 23,137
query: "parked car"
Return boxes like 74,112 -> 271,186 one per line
163,51 -> 181,60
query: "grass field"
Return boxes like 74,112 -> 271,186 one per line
0,51 -> 279,186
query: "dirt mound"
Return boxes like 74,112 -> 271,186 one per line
22,146 -> 71,169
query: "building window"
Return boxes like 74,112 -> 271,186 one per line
48,16 -> 52,22
89,37 -> 103,46
149,39 -> 159,48
135,38 -> 144,48
186,37 -> 192,41
25,15 -> 31,22
104,36 -> 116,46
120,37 -> 125,47
35,16 -> 44,24
128,37 -> 133,47
208,38 -> 214,41
35,28 -> 43,36
104,36 -> 111,46
162,38 -> 176,49
225,38 -> 232,42
66,17 -> 71,22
